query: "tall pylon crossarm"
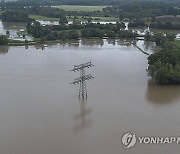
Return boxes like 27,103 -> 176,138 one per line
70,61 -> 94,100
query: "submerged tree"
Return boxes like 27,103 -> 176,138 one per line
147,42 -> 180,85
0,35 -> 8,45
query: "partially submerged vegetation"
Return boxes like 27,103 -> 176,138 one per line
26,21 -> 137,41
147,34 -> 180,85
0,35 -> 8,45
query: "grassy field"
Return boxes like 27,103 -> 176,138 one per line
29,14 -> 119,22
52,5 -> 106,12
68,16 -> 119,22
157,15 -> 180,23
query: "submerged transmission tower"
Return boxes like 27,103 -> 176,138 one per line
70,61 -> 94,99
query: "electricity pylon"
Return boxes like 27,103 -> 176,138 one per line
70,61 -> 94,99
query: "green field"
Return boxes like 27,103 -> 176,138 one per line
29,14 -> 119,22
68,16 -> 119,22
52,5 -> 106,12
156,15 -> 180,23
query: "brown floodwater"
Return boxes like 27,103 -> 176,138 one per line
0,40 -> 180,154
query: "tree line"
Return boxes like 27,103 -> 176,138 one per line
1,10 -> 32,22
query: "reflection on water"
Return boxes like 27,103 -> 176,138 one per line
67,40 -> 80,47
143,41 -> 156,51
116,39 -> 132,47
0,46 -> 9,54
25,45 -> 29,49
133,40 -> 158,54
146,80 -> 180,105
73,98 -> 92,133
81,39 -> 104,46
34,44 -> 46,50
107,39 -> 116,46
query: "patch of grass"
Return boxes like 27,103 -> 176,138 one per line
156,15 -> 180,23
29,14 -> 59,21
52,5 -> 105,12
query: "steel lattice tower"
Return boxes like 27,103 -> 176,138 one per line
70,61 -> 94,99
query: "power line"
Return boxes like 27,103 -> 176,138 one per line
70,61 -> 94,99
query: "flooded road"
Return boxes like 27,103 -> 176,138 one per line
0,40 -> 180,154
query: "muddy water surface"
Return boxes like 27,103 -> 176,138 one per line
0,40 -> 180,154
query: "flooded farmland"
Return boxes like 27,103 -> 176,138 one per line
0,40 -> 180,154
